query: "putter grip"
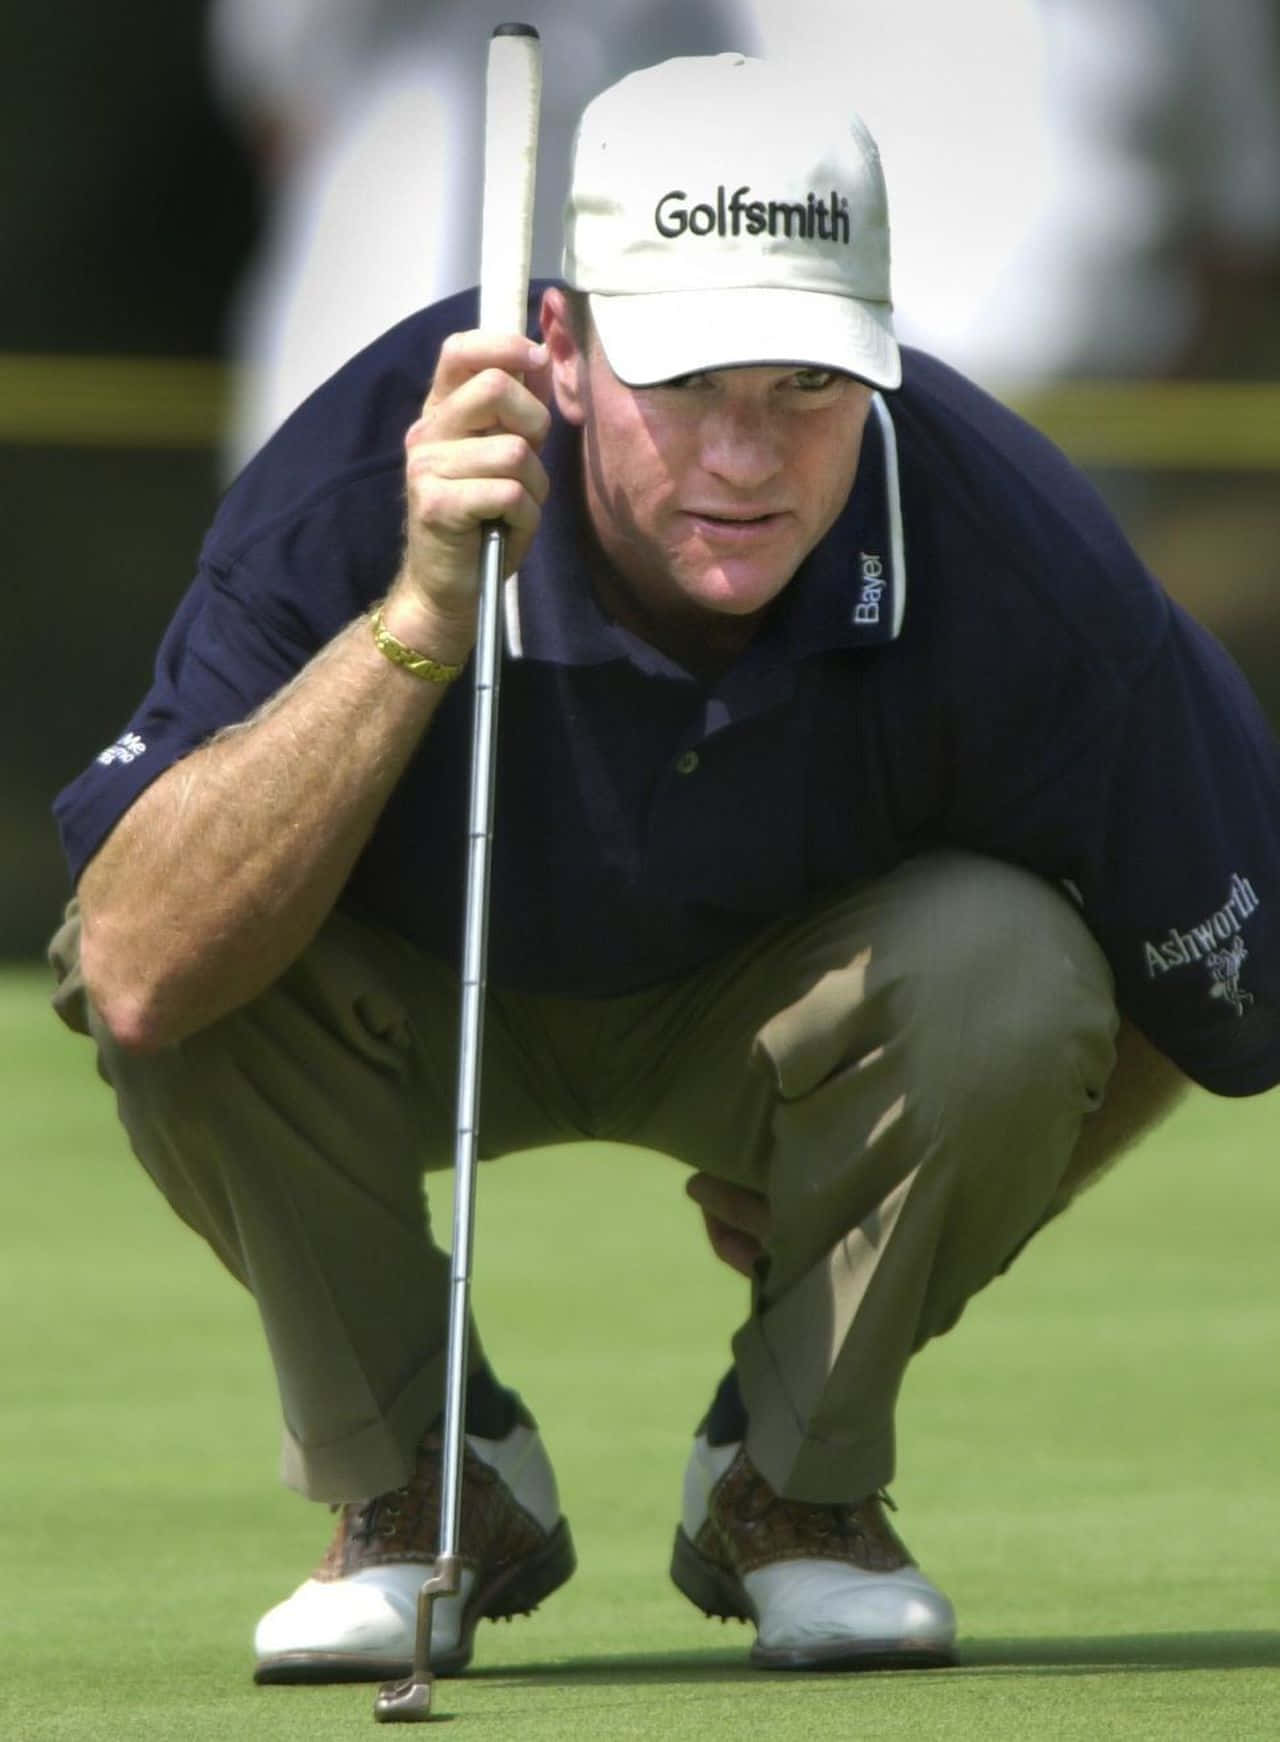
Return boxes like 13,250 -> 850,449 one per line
478,25 -> 542,338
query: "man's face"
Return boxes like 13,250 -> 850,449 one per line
544,291 -> 874,638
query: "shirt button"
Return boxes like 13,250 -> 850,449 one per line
675,750 -> 700,775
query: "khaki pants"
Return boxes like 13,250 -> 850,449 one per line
50,852 -> 1118,1506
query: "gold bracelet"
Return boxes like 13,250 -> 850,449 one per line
369,606 -> 465,685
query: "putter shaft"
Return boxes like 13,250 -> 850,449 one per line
373,523 -> 507,1725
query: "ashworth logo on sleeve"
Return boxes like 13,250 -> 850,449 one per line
1142,874 -> 1260,1016
96,731 -> 147,768
654,186 -> 852,243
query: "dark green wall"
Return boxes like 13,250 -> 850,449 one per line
2,2 -> 257,954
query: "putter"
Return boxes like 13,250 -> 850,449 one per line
374,20 -> 542,1726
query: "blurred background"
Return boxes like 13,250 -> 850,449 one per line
4,0 -> 1280,959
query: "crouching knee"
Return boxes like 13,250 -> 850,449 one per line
887,853 -> 1118,1122
758,853 -> 1118,1124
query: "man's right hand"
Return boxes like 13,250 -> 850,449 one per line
385,330 -> 553,665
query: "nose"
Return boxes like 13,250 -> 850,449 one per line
698,400 -> 784,491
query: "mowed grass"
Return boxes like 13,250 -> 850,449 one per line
2,963 -> 1278,1741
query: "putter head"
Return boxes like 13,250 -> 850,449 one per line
373,1673 -> 436,1723
371,1555 -> 462,1725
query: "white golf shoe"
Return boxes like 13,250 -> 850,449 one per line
253,1420 -> 574,1683
671,1433 -> 956,1669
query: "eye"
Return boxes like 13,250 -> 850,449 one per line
660,371 -> 712,391
789,368 -> 841,393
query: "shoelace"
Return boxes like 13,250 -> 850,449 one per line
347,1486 -> 409,1547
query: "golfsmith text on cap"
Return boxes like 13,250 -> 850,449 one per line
655,187 -> 853,243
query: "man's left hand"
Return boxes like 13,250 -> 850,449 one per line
685,1172 -> 770,1278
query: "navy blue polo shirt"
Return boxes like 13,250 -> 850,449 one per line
55,284 -> 1280,1096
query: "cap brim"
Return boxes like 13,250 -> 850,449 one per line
587,286 -> 901,390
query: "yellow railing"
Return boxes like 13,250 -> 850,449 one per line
1011,381 -> 1280,470
1,354 -> 1279,468
0,355 -> 230,450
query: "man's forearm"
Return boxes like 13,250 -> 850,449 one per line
78,327 -> 551,1050
78,604 -> 456,1050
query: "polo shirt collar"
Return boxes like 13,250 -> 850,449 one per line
505,410 -> 638,668
780,393 -> 906,654
506,392 -> 906,669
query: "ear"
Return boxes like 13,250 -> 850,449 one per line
540,286 -> 588,427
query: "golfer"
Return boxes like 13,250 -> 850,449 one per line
51,54 -> 1280,1681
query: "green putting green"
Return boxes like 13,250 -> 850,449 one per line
2,964 -> 1277,1740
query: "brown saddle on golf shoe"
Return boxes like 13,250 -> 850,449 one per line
671,1435 -> 956,1669
253,1421 -> 575,1683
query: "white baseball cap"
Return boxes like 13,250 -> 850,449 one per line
562,54 -> 900,390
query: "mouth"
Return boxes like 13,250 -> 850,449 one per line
684,509 -> 787,541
